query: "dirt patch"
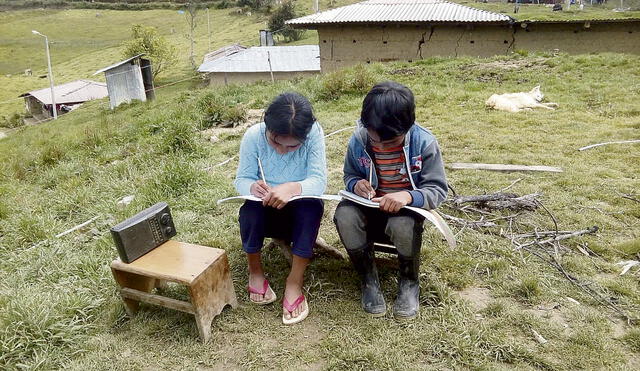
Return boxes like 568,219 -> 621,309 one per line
470,58 -> 549,71
389,67 -> 421,76
201,108 -> 264,143
525,303 -> 570,333
457,287 -> 492,311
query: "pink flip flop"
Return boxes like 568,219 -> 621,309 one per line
282,294 -> 309,325
247,279 -> 277,305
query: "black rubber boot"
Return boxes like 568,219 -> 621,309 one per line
347,246 -> 386,316
393,254 -> 420,319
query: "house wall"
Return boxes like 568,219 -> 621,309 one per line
105,61 -> 146,109
206,71 -> 318,85
316,21 -> 640,71
513,21 -> 640,54
24,96 -> 45,117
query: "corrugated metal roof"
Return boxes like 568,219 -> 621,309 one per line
203,44 -> 247,64
20,80 -> 108,105
287,0 -> 513,26
93,54 -> 145,75
197,45 -> 320,73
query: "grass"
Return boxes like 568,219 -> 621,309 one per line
457,0 -> 640,21
0,0 -> 362,120
0,51 -> 639,369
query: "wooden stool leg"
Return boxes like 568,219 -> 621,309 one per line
188,254 -> 238,342
111,268 -> 157,316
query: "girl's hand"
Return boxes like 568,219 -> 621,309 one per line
250,180 -> 271,199
354,179 -> 375,199
263,182 -> 302,209
372,191 -> 412,213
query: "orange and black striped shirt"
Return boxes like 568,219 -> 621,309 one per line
371,145 -> 412,196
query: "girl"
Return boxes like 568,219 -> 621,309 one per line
234,92 -> 327,325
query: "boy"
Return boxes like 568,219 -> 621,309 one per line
333,81 -> 447,319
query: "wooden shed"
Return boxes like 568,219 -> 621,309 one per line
93,54 -> 155,109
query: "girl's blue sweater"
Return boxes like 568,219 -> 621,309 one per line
234,122 -> 327,196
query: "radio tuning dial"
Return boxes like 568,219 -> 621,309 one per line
160,213 -> 171,225
164,227 -> 173,235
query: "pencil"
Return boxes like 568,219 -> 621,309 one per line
258,157 -> 267,186
368,162 -> 373,200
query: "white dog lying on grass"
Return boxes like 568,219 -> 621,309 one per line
486,86 -> 558,113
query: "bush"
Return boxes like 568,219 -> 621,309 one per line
318,64 -> 376,100
237,0 -> 273,11
161,119 -> 199,153
268,1 -> 304,42
0,112 -> 24,128
197,93 -> 247,129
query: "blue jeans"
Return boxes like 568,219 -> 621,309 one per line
333,200 -> 424,257
239,199 -> 324,259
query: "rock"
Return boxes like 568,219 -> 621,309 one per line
117,195 -> 135,207
209,135 -> 220,143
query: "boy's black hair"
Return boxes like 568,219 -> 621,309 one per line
360,81 -> 415,141
264,92 -> 316,141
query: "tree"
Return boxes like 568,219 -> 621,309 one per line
122,24 -> 177,79
268,1 -> 305,42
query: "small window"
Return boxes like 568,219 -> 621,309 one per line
470,40 -> 475,44
353,40 -> 357,43
383,41 -> 388,44
323,40 -> 327,43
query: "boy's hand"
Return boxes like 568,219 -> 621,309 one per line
263,182 -> 302,209
354,179 -> 375,199
250,180 -> 270,199
372,191 -> 412,213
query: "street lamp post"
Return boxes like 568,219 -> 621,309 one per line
32,30 -> 57,120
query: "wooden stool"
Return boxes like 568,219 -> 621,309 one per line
110,240 -> 238,342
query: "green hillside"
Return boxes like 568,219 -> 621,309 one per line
1,53 -> 639,369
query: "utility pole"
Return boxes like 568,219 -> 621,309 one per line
207,7 -> 211,51
32,30 -> 57,120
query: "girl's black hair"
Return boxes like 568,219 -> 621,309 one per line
360,81 -> 416,141
264,92 -> 316,141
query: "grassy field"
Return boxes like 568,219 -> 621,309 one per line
0,52 -> 639,369
459,0 -> 640,21
0,0 -> 363,120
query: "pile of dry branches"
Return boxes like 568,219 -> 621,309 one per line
441,184 -> 637,324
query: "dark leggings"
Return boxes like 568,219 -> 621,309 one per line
239,199 -> 324,259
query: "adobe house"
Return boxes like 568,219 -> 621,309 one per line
287,0 -> 640,72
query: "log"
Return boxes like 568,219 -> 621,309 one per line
447,163 -> 563,173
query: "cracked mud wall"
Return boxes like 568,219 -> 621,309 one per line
316,22 -> 639,72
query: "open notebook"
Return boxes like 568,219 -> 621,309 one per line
217,190 -> 456,248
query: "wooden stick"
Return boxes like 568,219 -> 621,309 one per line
578,139 -> 640,151
55,216 -> 99,238
447,163 -> 563,173
324,126 -> 355,138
